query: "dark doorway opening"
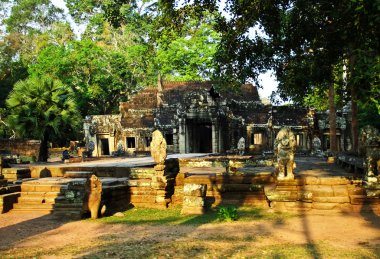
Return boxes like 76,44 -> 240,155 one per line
187,120 -> 212,153
100,138 -> 110,155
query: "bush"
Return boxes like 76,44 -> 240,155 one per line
217,206 -> 238,222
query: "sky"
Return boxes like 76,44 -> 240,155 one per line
51,0 -> 278,100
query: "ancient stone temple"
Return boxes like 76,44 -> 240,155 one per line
83,81 -> 351,156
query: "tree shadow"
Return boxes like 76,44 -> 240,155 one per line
0,213 -> 70,250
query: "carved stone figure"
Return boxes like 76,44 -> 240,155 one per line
359,125 -> 380,183
312,136 -> 322,156
86,141 -> 95,157
237,137 -> 245,155
150,129 -> 167,165
86,175 -> 102,219
274,127 -> 297,180
312,136 -> 321,151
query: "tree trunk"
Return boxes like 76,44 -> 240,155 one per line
351,87 -> 359,154
38,131 -> 49,162
348,49 -> 359,154
328,84 -> 337,154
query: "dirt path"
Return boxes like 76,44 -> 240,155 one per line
0,210 -> 379,258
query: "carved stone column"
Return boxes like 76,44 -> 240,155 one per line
178,119 -> 186,154
212,119 -> 219,153
150,130 -> 169,207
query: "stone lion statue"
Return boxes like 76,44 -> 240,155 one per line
359,125 -> 380,182
150,129 -> 167,165
274,127 -> 297,180
85,175 -> 103,219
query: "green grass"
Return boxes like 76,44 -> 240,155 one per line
98,206 -> 294,225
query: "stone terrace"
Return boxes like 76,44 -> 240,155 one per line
1,155 -> 379,218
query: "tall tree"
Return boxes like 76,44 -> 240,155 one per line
6,76 -> 80,161
157,0 -> 379,152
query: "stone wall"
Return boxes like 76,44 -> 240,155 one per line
0,139 -> 40,157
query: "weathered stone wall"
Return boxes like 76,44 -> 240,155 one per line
0,139 -> 40,157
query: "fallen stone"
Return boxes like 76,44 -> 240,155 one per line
113,212 -> 124,217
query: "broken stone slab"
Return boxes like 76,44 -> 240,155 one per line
182,196 -> 205,207
64,171 -> 93,178
312,196 -> 350,203
183,183 -> 207,197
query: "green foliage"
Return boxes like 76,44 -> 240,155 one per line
155,11 -> 220,81
6,76 -> 81,160
217,206 -> 238,222
358,101 -> 380,130
28,40 -> 135,115
4,0 -> 65,34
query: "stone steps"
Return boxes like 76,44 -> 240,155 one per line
11,178 -> 85,217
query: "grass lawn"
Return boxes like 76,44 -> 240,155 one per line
0,206 -> 379,258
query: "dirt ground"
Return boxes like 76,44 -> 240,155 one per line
0,209 -> 379,258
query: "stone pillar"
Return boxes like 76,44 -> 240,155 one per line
173,128 -> 179,153
150,130 -> 169,207
181,183 -> 207,215
212,119 -> 219,153
178,119 -> 186,154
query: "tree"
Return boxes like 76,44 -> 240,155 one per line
28,40 -> 136,115
0,0 -> 69,108
156,0 -> 379,152
6,76 -> 80,161
65,0 -> 221,83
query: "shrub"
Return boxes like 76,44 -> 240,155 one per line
217,206 -> 238,222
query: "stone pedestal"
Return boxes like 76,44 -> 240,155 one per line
151,164 -> 170,207
181,183 -> 207,215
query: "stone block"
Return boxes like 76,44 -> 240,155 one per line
21,185 -> 35,192
311,185 -> 334,197
349,195 -> 372,205
332,185 -> 348,197
298,191 -> 313,202
127,180 -> 151,187
183,184 -> 207,197
283,201 -> 312,209
130,195 -> 156,204
276,179 -> 301,186
313,196 -> 350,203
266,190 -> 298,202
312,202 -> 339,210
303,176 -> 320,185
155,195 -> 166,204
347,186 -> 366,196
319,177 -> 350,185
0,192 -> 20,213
183,196 -> 205,207
181,206 -> 205,215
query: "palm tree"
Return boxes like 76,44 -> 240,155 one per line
6,76 -> 81,162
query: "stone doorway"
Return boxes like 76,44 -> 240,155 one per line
187,120 -> 212,153
99,138 -> 110,155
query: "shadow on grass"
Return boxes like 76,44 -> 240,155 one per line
98,206 -> 291,226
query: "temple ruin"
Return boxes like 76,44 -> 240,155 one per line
84,81 -> 352,157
